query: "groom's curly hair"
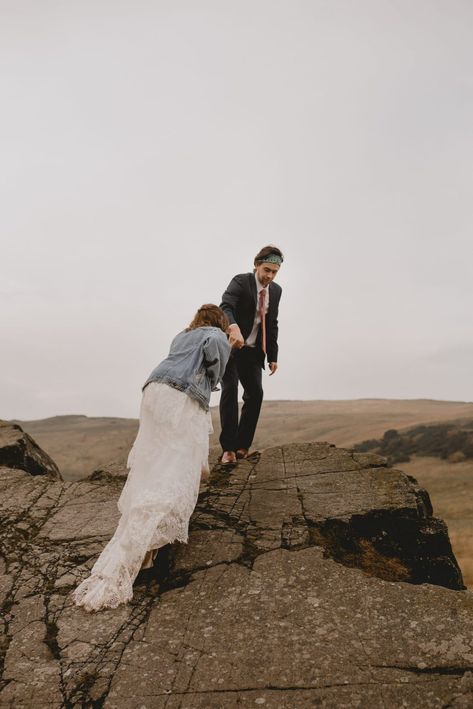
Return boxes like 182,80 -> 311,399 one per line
187,304 -> 229,333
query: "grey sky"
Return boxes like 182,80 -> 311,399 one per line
1,0 -> 473,419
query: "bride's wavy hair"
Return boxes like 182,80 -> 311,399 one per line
187,304 -> 229,333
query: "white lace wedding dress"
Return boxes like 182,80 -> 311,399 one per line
72,382 -> 212,612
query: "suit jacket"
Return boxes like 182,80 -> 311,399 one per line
220,272 -> 282,366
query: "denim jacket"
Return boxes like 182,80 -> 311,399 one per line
142,326 -> 231,412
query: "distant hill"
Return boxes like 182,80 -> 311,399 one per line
355,420 -> 473,465
10,414 -> 138,482
13,398 -> 473,481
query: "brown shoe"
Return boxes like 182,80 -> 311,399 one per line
221,451 -> 237,465
236,448 -> 249,460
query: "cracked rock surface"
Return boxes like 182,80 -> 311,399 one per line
1,441 -> 472,708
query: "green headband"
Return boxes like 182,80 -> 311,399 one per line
259,254 -> 283,266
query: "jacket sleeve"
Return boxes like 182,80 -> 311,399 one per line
219,274 -> 245,327
203,331 -> 231,390
267,287 -> 282,364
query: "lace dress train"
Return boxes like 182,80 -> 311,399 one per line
72,382 -> 211,612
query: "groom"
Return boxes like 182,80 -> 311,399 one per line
219,245 -> 283,464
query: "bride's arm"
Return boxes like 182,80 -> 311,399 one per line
202,331 -> 231,390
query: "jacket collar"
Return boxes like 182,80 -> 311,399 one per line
249,272 -> 257,309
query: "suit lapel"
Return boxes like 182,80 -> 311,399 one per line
267,281 -> 275,317
249,272 -> 257,310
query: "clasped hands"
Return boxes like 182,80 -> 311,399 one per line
227,325 -> 278,375
228,324 -> 245,349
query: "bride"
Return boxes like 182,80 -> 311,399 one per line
73,304 -> 231,612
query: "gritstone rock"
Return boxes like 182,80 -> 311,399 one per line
0,441 -> 472,708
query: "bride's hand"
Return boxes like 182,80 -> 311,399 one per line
227,325 -> 244,349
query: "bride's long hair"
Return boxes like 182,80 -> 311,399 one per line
187,304 -> 229,333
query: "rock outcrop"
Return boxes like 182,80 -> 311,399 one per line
0,420 -> 62,480
1,440 -> 472,708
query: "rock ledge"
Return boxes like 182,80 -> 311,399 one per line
0,440 -> 472,708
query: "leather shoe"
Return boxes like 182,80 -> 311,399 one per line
236,448 -> 249,459
221,451 -> 237,465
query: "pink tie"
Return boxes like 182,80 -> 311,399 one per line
259,288 -> 267,355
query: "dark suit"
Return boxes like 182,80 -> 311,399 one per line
219,272 -> 282,452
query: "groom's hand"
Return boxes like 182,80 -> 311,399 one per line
228,324 -> 245,349
269,362 -> 278,375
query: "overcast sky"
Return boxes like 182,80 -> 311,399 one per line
1,0 -> 473,420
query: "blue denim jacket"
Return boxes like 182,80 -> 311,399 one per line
142,326 -> 231,412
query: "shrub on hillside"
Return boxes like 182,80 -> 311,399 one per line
354,421 -> 473,465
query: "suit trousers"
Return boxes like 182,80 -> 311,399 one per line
219,346 -> 264,452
